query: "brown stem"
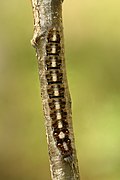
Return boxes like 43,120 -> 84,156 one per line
30,0 -> 80,179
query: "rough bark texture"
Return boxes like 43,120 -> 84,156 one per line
31,0 -> 80,179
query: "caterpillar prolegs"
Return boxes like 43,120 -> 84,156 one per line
45,27 -> 73,159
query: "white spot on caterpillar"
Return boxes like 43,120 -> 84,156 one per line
59,132 -> 65,139
51,45 -> 56,54
54,87 -> 59,96
52,60 -> 56,67
52,33 -> 57,42
57,112 -> 61,120
55,101 -> 60,110
52,73 -> 57,82
58,121 -> 63,128
63,142 -> 68,151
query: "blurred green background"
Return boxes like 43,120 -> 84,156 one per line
0,0 -> 120,180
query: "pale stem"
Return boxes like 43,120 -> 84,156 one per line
30,0 -> 80,179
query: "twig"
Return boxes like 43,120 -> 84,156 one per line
30,0 -> 80,179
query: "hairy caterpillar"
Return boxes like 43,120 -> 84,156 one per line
45,27 -> 72,159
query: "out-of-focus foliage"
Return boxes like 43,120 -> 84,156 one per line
0,0 -> 120,179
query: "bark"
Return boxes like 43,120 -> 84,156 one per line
30,0 -> 80,179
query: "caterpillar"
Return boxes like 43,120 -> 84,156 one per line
45,27 -> 73,159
